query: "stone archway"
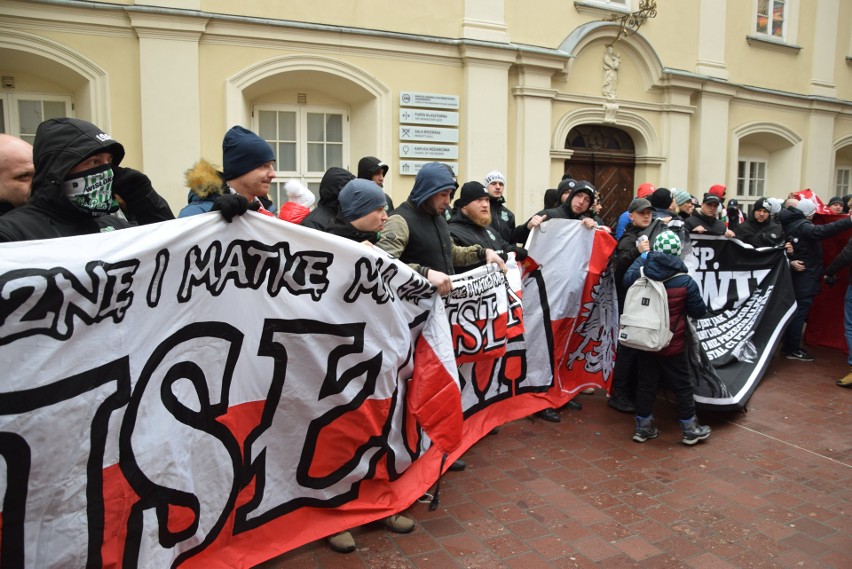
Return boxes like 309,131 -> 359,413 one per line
563,124 -> 636,228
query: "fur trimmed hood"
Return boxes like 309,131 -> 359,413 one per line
185,159 -> 226,199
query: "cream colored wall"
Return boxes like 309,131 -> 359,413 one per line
202,0 -> 464,38
723,1 -> 811,95
2,0 -> 850,215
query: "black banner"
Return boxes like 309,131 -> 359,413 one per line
685,236 -> 796,410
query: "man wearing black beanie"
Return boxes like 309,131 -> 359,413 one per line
213,125 -> 277,220
448,181 -> 527,273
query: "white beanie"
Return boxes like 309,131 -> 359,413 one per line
284,179 -> 315,208
795,199 -> 816,217
765,197 -> 783,215
484,170 -> 506,186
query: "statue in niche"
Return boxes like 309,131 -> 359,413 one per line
602,46 -> 621,100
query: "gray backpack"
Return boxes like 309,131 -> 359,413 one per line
618,267 -> 684,351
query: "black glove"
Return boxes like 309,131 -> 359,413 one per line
212,194 -> 259,222
824,274 -> 837,287
112,166 -> 152,200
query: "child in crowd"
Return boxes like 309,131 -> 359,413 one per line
623,231 -> 711,445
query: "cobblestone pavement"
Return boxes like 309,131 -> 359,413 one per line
258,345 -> 852,568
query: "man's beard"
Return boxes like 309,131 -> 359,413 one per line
467,209 -> 491,227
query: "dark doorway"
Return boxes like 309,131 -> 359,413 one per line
563,125 -> 636,229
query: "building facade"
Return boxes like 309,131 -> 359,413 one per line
1,0 -> 850,225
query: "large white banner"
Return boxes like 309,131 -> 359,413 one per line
0,213 -> 461,568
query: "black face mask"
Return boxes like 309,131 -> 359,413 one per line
62,163 -> 117,217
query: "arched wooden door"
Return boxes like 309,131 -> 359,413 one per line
563,125 -> 636,229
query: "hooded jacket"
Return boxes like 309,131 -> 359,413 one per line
300,167 -> 355,230
779,206 -> 852,298
376,163 -> 482,276
512,184 -> 594,243
624,251 -> 707,357
0,118 -> 172,242
178,159 -> 226,218
357,156 -> 388,180
356,156 -> 395,210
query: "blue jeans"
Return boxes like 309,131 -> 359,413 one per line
845,285 -> 852,365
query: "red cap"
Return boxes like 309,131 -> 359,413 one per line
709,184 -> 726,198
637,183 -> 656,199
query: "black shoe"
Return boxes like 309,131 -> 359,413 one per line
607,396 -> 636,414
533,408 -> 561,423
448,459 -> 466,471
559,399 -> 583,411
783,349 -> 814,361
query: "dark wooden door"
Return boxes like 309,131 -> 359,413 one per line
563,126 -> 636,229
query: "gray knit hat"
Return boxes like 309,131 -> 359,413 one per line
339,179 -> 387,221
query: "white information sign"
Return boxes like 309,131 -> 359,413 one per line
399,126 -> 459,143
399,161 -> 458,176
399,143 -> 459,160
400,92 -> 459,110
399,109 -> 459,127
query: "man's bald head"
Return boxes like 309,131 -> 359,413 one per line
0,134 -> 34,208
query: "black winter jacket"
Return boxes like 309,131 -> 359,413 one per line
301,167 -> 354,231
733,216 -> 783,248
448,211 -> 519,273
325,214 -> 380,244
488,196 -> 516,243
387,200 -> 456,274
614,223 -> 646,309
684,211 -> 727,235
0,118 -> 173,242
825,234 -> 852,280
779,206 -> 852,298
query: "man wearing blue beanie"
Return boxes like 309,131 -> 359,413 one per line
214,125 -> 277,219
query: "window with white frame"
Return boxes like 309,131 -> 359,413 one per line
837,168 -> 851,197
255,105 -> 347,207
737,159 -> 767,197
755,0 -> 786,40
585,0 -> 630,9
0,94 -> 73,144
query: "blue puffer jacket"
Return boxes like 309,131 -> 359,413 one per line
624,251 -> 707,356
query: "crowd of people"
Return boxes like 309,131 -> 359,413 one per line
2,118 -> 851,551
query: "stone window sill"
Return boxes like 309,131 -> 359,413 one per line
746,34 -> 802,55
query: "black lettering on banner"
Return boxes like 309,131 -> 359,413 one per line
119,322 -> 243,568
236,319 -> 390,530
344,256 -> 398,305
0,358 -> 131,568
505,283 -> 522,329
147,249 -> 170,308
397,274 -> 433,304
178,240 -> 332,303
0,260 -> 139,346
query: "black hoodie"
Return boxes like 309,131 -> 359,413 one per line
0,118 -> 173,242
300,167 -> 354,231
512,184 -> 594,243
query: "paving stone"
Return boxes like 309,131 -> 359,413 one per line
256,347 -> 852,568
